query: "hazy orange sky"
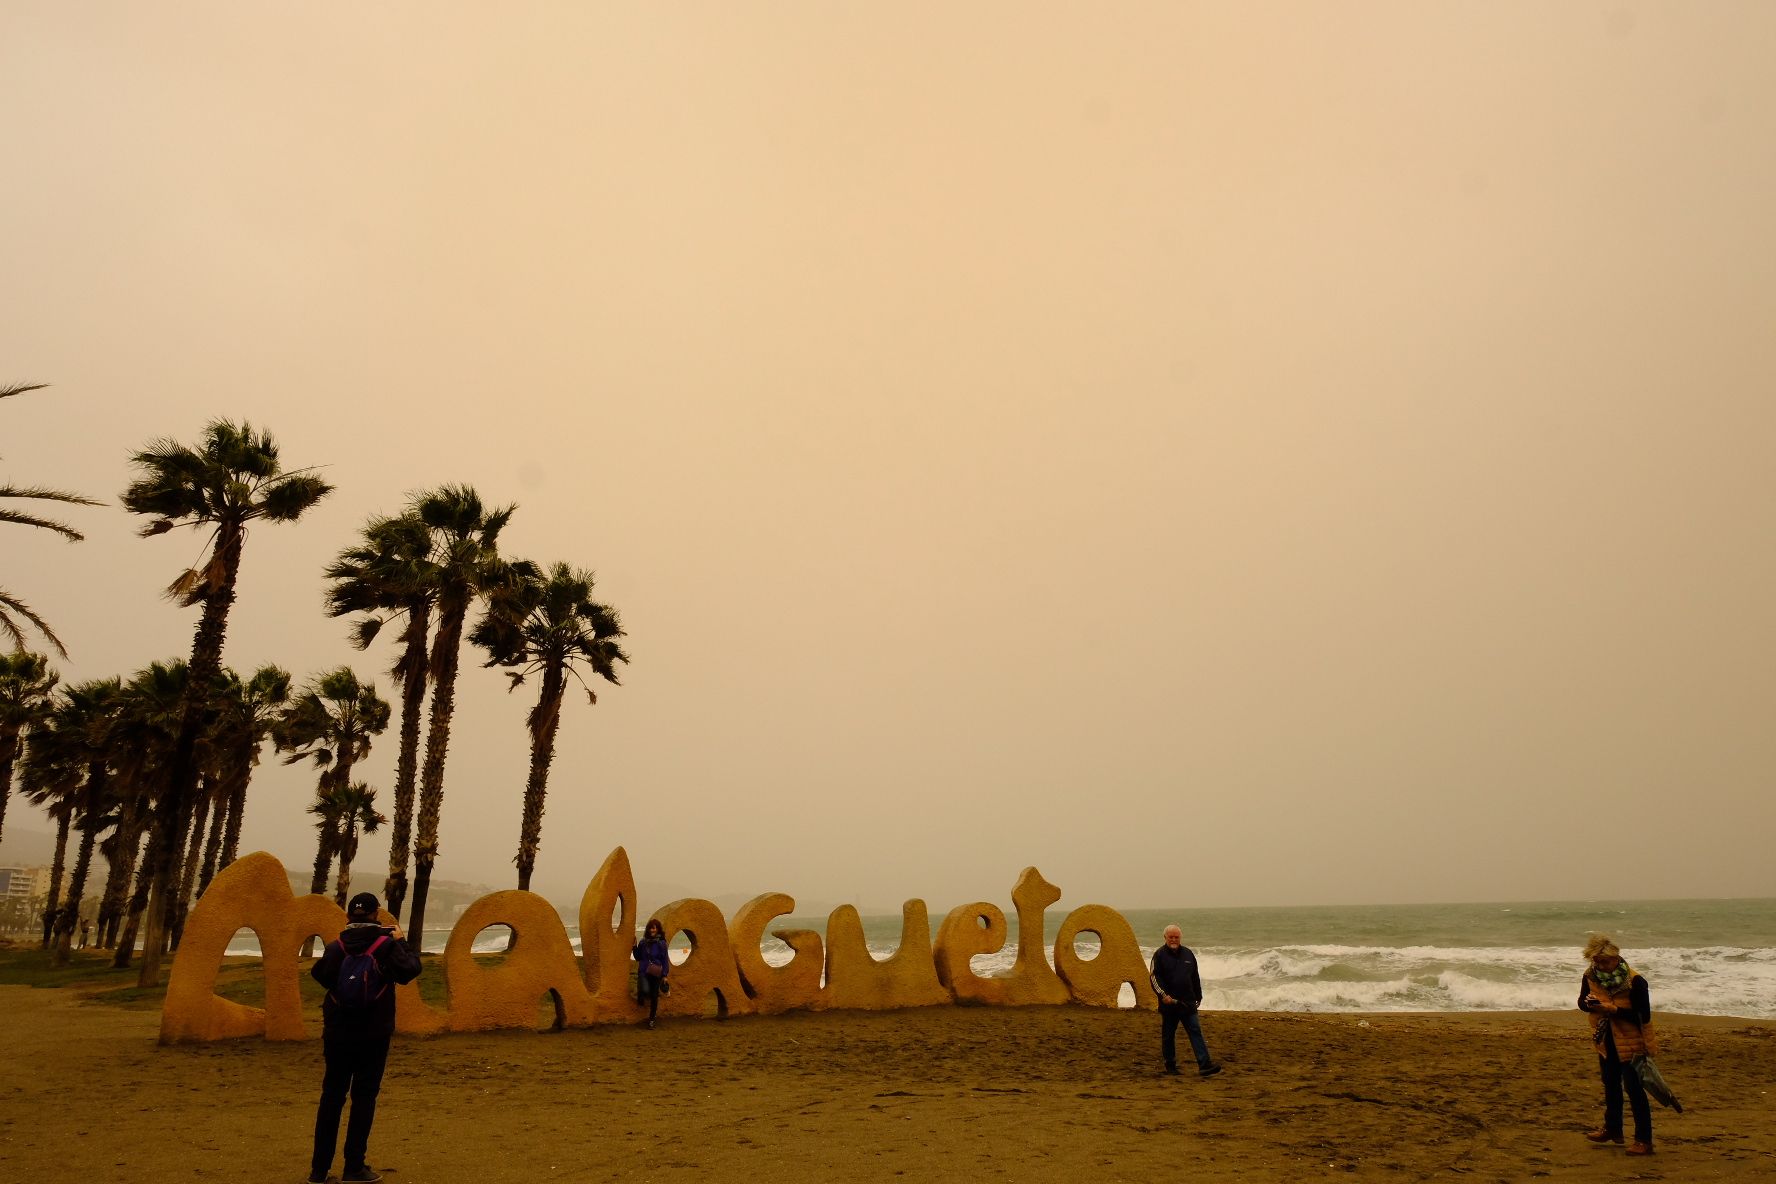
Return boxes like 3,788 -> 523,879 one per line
3,3 -> 1772,911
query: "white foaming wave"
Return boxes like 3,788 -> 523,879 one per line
1199,949 -> 1337,980
1209,976 -> 1428,1012
1436,971 -> 1574,1011
1188,945 -> 1573,987
1160,942 -> 1776,1017
1628,947 -> 1776,1017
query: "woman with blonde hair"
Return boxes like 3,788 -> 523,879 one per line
1578,934 -> 1655,1156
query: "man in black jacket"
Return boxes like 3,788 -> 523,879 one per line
308,892 -> 423,1184
1150,924 -> 1222,1078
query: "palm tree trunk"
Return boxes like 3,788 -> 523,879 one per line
52,767 -> 107,966
334,823 -> 359,908
40,810 -> 70,948
98,811 -> 144,949
113,786 -> 170,967
136,528 -> 242,988
308,824 -> 335,896
0,727 -> 20,848
172,780 -> 214,950
405,607 -> 465,953
197,783 -> 229,898
382,607 -> 430,921
219,763 -> 250,870
53,820 -> 96,965
114,842 -> 157,967
302,818 -> 336,958
514,668 -> 565,893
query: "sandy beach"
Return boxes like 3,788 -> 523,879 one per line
3,979 -> 1773,1183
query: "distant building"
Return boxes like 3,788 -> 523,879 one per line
0,865 -> 71,899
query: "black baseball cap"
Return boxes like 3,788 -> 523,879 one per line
347,892 -> 381,921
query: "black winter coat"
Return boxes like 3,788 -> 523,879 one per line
1150,944 -> 1206,1010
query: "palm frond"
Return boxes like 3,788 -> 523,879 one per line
0,589 -> 69,658
0,508 -> 85,542
164,568 -> 205,604
0,484 -> 104,508
0,382 -> 50,401
260,473 -> 334,521
120,438 -> 210,519
205,420 -> 281,480
350,616 -> 386,650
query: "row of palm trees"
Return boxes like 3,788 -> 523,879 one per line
319,486 -> 628,946
3,408 -> 629,986
2,653 -> 391,966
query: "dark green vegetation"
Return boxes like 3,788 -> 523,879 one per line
0,943 -> 467,1014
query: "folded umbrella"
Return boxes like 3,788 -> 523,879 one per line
1633,1055 -> 1683,1113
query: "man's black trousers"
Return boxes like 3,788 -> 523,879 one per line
312,1027 -> 392,1175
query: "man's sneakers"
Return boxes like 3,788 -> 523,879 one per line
311,1163 -> 382,1182
1164,1062 -> 1223,1078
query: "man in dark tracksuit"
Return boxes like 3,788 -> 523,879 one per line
1150,924 -> 1222,1078
309,892 -> 422,1184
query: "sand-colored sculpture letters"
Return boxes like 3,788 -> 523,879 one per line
934,900 -> 1009,1003
441,891 -> 594,1031
824,900 -> 950,1011
161,849 -> 1158,1043
731,893 -> 823,1014
578,846 -> 645,1024
649,896 -> 758,1019
1054,904 -> 1158,1009
942,868 -> 1073,1007
162,852 -> 345,1042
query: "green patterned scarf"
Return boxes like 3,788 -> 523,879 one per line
1592,960 -> 1632,991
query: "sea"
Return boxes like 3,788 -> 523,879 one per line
233,897 -> 1776,1019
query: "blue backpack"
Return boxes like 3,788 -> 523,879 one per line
331,935 -> 390,1011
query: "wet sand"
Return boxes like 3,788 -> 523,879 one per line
2,985 -> 1773,1182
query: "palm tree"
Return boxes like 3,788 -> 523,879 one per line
103,660 -> 186,963
310,781 -> 386,908
172,676 -> 239,947
324,512 -> 436,919
121,420 -> 332,985
34,796 -> 73,947
472,562 -> 628,892
274,667 -> 391,900
404,485 -> 524,947
1,383 -> 102,658
21,679 -> 121,963
197,665 -> 291,896
0,650 -> 58,847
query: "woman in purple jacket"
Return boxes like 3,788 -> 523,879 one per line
632,918 -> 671,1029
